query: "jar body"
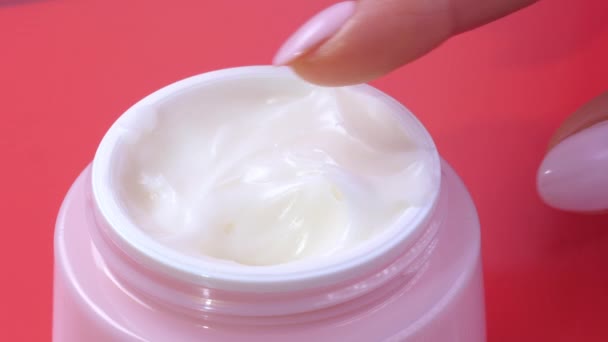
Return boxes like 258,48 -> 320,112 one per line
53,159 -> 485,342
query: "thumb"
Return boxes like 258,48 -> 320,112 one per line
537,92 -> 608,213
273,0 -> 537,86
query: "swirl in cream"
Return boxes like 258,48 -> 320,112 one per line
117,77 -> 436,266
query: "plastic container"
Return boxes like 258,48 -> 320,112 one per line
52,66 -> 486,341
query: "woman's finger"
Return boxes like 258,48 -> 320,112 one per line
273,0 -> 538,86
537,92 -> 608,213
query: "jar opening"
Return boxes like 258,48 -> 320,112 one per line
91,66 -> 441,293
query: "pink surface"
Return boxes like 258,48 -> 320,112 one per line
1,0 -> 607,341
53,162 -> 484,341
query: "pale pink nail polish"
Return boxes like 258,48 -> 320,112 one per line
538,121 -> 608,212
273,1 -> 356,65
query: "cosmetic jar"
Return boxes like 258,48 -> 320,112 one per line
53,66 -> 486,341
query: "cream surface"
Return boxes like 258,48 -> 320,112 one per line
117,77 -> 436,266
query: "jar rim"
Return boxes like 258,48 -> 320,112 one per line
91,65 -> 441,293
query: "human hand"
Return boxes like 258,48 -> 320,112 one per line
273,0 -> 608,213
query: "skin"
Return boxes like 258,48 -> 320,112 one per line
290,0 -> 540,86
280,0 -> 608,213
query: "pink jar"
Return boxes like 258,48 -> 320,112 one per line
53,66 -> 486,341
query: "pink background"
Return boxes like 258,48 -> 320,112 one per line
1,0 -> 607,340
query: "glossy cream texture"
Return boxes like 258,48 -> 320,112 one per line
117,78 -> 436,266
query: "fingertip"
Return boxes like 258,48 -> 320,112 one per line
274,0 -> 538,87
537,121 -> 608,213
289,57 -> 383,87
276,0 -> 453,86
272,1 -> 357,67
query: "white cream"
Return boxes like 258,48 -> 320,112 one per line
116,76 -> 436,266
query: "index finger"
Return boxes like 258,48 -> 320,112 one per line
274,0 -> 538,86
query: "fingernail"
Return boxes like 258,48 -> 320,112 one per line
537,121 -> 608,212
273,1 -> 356,66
